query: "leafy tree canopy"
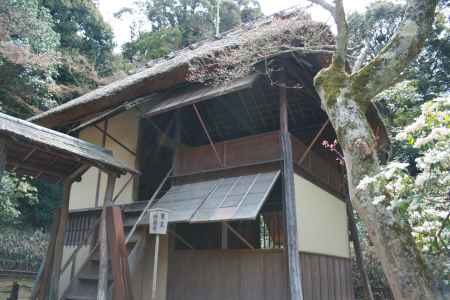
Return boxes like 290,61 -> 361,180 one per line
0,0 -> 115,118
39,0 -> 116,75
119,0 -> 263,63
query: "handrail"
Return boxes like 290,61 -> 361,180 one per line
60,173 -> 136,276
60,214 -> 101,275
58,168 -> 171,299
125,167 -> 173,243
60,175 -> 135,279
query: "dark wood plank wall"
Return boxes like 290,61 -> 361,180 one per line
174,131 -> 281,176
167,250 -> 354,300
174,131 -> 345,197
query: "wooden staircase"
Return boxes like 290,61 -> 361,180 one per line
61,203 -> 148,300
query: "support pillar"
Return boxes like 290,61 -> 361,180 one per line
0,139 -> 6,178
97,173 -> 116,300
347,195 -> 374,300
279,86 -> 303,300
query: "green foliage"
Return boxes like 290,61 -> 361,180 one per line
0,0 -> 60,117
19,181 -> 62,229
0,173 -> 38,226
358,96 -> 450,287
348,1 -> 450,97
39,0 -> 116,75
122,28 -> 182,63
0,0 -> 112,118
119,0 -> 262,64
0,227 -> 48,272
374,81 -> 424,168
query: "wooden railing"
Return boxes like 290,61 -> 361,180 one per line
125,168 -> 172,243
56,168 -> 171,299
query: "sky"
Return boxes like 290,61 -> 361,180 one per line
98,0 -> 382,51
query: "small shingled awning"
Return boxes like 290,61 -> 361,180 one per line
151,170 -> 280,223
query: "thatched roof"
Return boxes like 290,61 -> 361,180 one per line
29,8 -> 334,128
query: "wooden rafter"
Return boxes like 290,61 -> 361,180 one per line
223,222 -> 255,250
94,124 -> 137,157
192,103 -> 223,166
297,119 -> 330,165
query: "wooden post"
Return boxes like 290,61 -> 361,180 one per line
106,206 -> 134,300
32,209 -> 59,300
7,281 -> 19,300
47,177 -> 73,300
221,222 -> 228,249
97,173 -> 116,300
95,120 -> 108,207
0,139 -> 6,178
279,85 -> 303,300
346,195 -> 375,300
152,234 -> 160,300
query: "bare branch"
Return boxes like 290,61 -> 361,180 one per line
350,0 -> 439,105
307,0 -> 336,18
334,0 -> 348,65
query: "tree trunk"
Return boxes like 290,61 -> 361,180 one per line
313,62 -> 442,299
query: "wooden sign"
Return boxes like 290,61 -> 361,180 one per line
149,208 -> 169,235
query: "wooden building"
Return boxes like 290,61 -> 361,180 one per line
29,9 -> 385,300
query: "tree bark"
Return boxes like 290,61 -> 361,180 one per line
309,0 -> 442,299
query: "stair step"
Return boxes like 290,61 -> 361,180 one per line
78,271 -> 112,281
65,295 -> 96,300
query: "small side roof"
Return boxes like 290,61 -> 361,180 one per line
151,169 -> 280,223
0,113 -> 138,181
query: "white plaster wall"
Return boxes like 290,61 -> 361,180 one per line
69,110 -> 138,210
294,174 -> 350,258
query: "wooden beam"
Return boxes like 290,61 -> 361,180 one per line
143,74 -> 258,118
168,229 -> 194,250
97,173 -> 116,300
94,124 -> 137,157
31,209 -> 60,300
95,120 -> 108,207
68,94 -> 156,134
0,139 -> 6,178
224,222 -> 255,250
192,103 -> 223,166
112,174 -> 135,203
297,120 -> 330,166
346,192 -> 375,300
279,85 -> 303,300
125,168 -> 173,244
12,147 -> 37,172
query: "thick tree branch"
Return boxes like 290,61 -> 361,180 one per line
334,0 -> 348,65
350,0 -> 438,105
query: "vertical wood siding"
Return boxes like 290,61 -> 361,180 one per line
167,250 -> 354,300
